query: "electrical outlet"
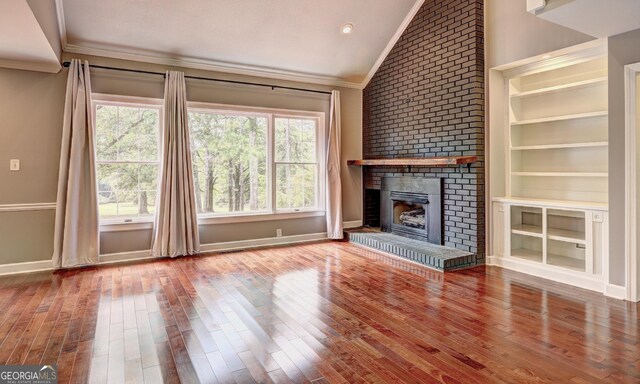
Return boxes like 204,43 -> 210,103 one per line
9,159 -> 20,171
276,229 -> 283,237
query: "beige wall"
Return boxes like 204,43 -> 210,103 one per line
486,0 -> 594,68
0,68 -> 66,263
0,54 -> 362,264
607,29 -> 640,286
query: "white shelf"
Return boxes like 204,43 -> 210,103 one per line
511,142 -> 608,151
510,248 -> 543,263
511,111 -> 608,126
547,253 -> 585,272
511,224 -> 543,238
493,197 -> 608,211
510,77 -> 607,98
548,228 -> 586,244
511,172 -> 608,178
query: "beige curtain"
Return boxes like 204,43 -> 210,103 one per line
52,59 -> 99,268
152,71 -> 200,257
326,90 -> 343,239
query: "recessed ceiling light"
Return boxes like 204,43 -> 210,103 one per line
341,23 -> 354,34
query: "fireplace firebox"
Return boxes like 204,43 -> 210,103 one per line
380,177 -> 442,244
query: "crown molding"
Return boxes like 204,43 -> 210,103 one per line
63,43 -> 364,89
495,39 -> 606,79
54,0 -> 67,49
360,0 -> 425,89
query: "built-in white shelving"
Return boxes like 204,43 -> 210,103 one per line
510,77 -> 607,98
510,111 -> 608,126
508,52 -> 609,205
511,142 -> 608,151
547,228 -> 585,244
511,172 -> 608,177
490,41 -> 610,294
511,224 -> 543,238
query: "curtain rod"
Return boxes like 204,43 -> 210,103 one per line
62,61 -> 332,95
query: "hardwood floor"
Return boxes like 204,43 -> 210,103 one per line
0,242 -> 638,383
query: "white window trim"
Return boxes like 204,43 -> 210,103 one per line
187,101 -> 326,225
93,94 -> 163,228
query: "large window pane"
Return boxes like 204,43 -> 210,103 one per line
189,111 -> 268,215
95,103 -> 160,220
97,163 -> 159,218
275,164 -> 317,210
275,117 -> 318,210
275,117 -> 317,163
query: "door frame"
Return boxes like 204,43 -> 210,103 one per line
624,62 -> 640,302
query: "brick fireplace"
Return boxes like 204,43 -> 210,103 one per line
361,0 -> 485,261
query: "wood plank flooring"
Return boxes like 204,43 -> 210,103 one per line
0,242 -> 638,383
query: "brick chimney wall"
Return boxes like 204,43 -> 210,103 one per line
362,0 -> 485,258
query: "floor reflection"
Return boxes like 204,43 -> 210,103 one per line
0,243 -> 638,383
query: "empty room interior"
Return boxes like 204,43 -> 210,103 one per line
1,0 -> 640,382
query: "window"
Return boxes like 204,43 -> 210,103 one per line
275,117 -> 318,210
189,111 -> 268,215
188,104 -> 324,219
94,97 -> 161,221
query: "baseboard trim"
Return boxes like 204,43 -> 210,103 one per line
99,250 -> 154,265
343,220 -> 363,229
486,255 -> 608,295
0,232 -> 331,276
199,232 -> 328,253
100,233 -> 329,262
0,260 -> 54,276
604,284 -> 627,300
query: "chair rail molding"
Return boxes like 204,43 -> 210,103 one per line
0,202 -> 57,213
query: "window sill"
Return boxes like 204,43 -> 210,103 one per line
197,210 -> 325,225
100,220 -> 154,233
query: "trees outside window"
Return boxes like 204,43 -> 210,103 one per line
94,101 -> 161,220
93,97 -> 323,224
189,111 -> 268,215
188,106 -> 324,217
275,117 -> 318,210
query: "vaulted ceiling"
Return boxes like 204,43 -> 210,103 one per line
59,0 -> 423,87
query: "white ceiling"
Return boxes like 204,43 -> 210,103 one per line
60,0 -> 422,87
0,0 -> 60,73
536,0 -> 640,38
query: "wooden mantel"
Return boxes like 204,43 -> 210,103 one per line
347,156 -> 477,167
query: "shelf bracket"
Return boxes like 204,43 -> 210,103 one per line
459,163 -> 471,173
